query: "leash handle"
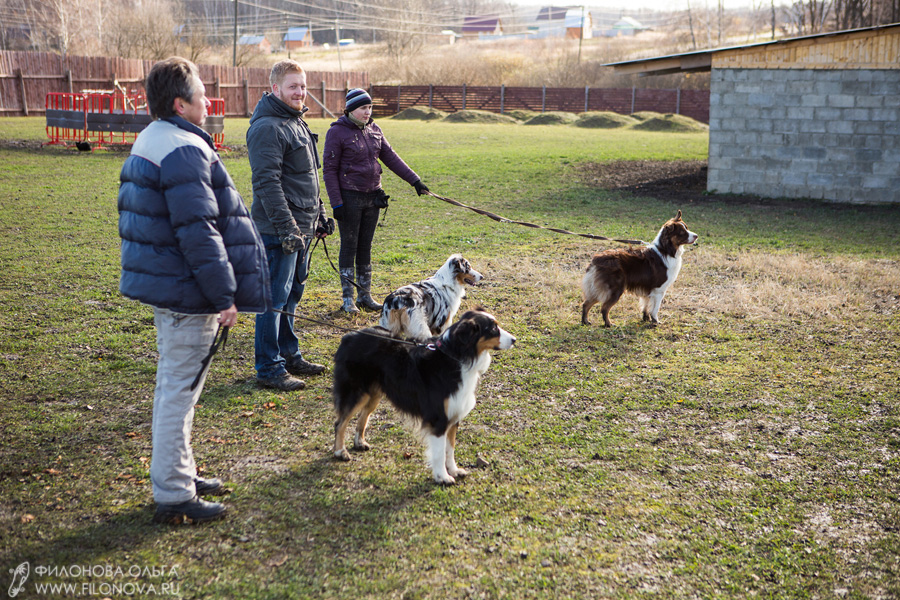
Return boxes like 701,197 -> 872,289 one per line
423,191 -> 646,246
190,324 -> 229,391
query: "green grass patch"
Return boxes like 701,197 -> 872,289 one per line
1,117 -> 898,599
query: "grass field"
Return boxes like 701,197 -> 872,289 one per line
1,116 -> 898,599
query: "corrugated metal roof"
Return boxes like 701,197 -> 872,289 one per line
604,22 -> 900,75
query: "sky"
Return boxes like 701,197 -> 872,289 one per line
513,0 -> 760,13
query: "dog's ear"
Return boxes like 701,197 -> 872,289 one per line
675,210 -> 683,221
442,317 -> 481,361
450,255 -> 467,273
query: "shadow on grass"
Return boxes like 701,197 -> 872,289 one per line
3,506 -> 169,576
553,319 -> 657,355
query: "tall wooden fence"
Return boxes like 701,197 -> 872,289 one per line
371,84 -> 710,123
0,51 -> 368,119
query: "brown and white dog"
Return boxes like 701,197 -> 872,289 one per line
380,254 -> 483,342
581,210 -> 698,327
332,308 -> 515,484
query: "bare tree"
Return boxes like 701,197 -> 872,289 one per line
686,0 -> 699,49
104,0 -> 179,60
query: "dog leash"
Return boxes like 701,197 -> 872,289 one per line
272,307 -> 425,348
309,236 -> 368,294
423,190 -> 646,245
190,324 -> 229,391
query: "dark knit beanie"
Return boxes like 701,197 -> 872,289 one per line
345,88 -> 373,113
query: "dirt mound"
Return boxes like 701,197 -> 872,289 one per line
631,111 -> 664,121
442,110 -> 519,124
574,111 -> 639,129
631,113 -> 708,133
392,106 -> 448,120
523,111 -> 577,125
505,109 -> 539,121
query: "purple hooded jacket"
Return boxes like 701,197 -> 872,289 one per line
323,115 -> 420,208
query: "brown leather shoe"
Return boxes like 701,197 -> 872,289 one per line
257,372 -> 306,391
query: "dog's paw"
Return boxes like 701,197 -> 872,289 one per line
432,472 -> 456,485
449,467 -> 468,479
334,449 -> 352,462
353,440 -> 371,451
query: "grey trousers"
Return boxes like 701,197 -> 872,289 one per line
150,308 -> 218,504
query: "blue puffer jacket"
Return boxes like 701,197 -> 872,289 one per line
118,117 -> 271,314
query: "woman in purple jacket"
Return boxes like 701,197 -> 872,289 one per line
323,88 -> 429,313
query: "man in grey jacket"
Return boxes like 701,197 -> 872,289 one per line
247,59 -> 333,391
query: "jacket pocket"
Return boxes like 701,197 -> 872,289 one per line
284,137 -> 314,175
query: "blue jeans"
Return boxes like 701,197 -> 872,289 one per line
255,233 -> 310,379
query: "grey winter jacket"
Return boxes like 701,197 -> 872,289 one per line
118,116 -> 270,314
323,115 -> 420,208
246,93 -> 327,238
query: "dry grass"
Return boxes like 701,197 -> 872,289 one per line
484,247 -> 900,327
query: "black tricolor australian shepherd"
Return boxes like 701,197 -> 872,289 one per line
332,308 -> 515,484
581,210 -> 698,327
379,254 -> 483,342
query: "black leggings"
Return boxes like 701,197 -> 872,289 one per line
337,190 -> 381,269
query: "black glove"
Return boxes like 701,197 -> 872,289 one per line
374,190 -> 390,208
332,205 -> 344,221
316,217 -> 335,238
413,180 -> 429,196
280,226 -> 306,255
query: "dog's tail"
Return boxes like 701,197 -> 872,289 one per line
379,307 -> 410,338
379,293 -> 414,336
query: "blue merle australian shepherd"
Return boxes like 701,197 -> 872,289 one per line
379,254 -> 483,342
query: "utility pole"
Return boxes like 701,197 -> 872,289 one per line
335,19 -> 343,72
577,5 -> 585,62
232,0 -> 238,67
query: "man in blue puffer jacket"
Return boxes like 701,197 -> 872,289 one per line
119,57 -> 270,524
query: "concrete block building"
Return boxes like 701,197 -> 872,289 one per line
607,24 -> 900,204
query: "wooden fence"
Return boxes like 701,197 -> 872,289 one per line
1,51 -> 710,123
371,84 -> 710,123
0,51 -> 368,118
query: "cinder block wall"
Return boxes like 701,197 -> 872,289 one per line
707,68 -> 900,204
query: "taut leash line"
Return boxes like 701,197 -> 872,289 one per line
423,191 -> 646,246
272,307 -> 423,348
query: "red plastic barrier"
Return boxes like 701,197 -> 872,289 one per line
46,91 -> 225,148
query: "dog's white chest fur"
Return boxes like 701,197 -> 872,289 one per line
446,352 -> 491,423
652,245 -> 685,294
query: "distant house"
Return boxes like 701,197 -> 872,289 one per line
536,6 -> 571,22
533,6 -> 571,37
605,16 -> 649,37
284,27 -> 313,50
238,35 -> 271,53
462,16 -> 502,37
565,9 -> 592,39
